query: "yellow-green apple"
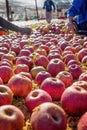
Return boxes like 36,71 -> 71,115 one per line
0,85 -> 13,106
8,74 -> 32,97
47,58 -> 65,77
30,102 -> 67,130
0,105 -> 25,130
40,77 -> 65,101
25,89 -> 52,112
61,86 -> 87,116
30,66 -> 46,79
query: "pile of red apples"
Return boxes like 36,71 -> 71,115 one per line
0,21 -> 87,130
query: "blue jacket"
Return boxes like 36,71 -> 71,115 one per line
67,0 -> 87,24
43,0 -> 55,12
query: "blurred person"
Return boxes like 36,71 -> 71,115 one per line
43,0 -> 55,24
66,0 -> 87,34
0,17 -> 32,35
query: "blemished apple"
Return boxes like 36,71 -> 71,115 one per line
25,89 -> 52,112
0,85 -> 13,106
47,58 -> 65,77
35,71 -> 51,85
40,77 -> 65,101
8,74 -> 32,97
30,102 -> 67,130
0,105 -> 25,130
77,112 -> 87,130
61,86 -> 87,116
56,71 -> 73,87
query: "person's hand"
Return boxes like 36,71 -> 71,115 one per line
65,22 -> 76,34
53,10 -> 55,13
19,27 -> 33,35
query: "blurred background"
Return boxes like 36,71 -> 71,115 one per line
0,0 -> 72,21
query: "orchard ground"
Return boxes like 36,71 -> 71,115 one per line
12,18 -> 67,27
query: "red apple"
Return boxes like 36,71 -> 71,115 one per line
63,53 -> 76,65
0,85 -> 13,106
25,89 -> 52,112
30,66 -> 46,79
18,49 -> 31,57
11,44 -> 21,55
19,40 -> 28,49
67,59 -> 80,66
16,56 -> 33,70
0,65 -> 13,83
47,58 -> 65,77
68,64 -> 83,80
30,102 -> 67,130
61,86 -> 87,116
77,48 -> 87,61
40,77 -> 65,101
79,72 -> 87,81
0,77 -> 3,84
35,71 -> 51,85
71,80 -> 87,90
8,74 -> 32,97
19,71 -> 32,80
77,112 -> 87,130
56,71 -> 73,87
35,55 -> 49,68
0,47 -> 8,54
47,52 -> 62,61
1,53 -> 15,62
0,105 -> 25,130
14,64 -> 29,74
